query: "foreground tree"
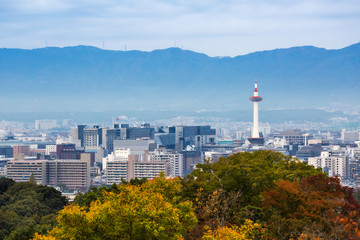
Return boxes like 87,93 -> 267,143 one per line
182,150 -> 322,207
0,179 -> 67,240
202,219 -> 268,240
34,174 -> 197,240
182,151 -> 322,239
262,175 -> 360,239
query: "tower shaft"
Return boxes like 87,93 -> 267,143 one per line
252,102 -> 259,138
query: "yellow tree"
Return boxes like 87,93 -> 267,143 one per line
34,173 -> 197,240
202,219 -> 269,240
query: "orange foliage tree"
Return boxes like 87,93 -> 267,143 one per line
262,174 -> 360,239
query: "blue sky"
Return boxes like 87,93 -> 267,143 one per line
0,0 -> 359,56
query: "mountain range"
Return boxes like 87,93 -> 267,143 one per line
0,43 -> 359,113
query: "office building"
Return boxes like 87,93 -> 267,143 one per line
106,155 -> 168,184
308,150 -> 350,179
159,126 -> 215,151
0,146 -> 13,158
13,145 -> 31,157
6,160 -> 48,184
147,150 -> 183,177
6,156 -> 91,190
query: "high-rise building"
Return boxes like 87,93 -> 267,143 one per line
83,126 -> 102,147
181,150 -> 202,176
308,150 -> 350,179
159,126 -> 215,151
147,150 -> 184,177
0,146 -> 13,158
126,124 -> 155,140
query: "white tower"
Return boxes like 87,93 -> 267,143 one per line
248,81 -> 264,145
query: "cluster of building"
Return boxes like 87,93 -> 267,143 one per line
1,82 -> 360,191
0,124 -> 217,190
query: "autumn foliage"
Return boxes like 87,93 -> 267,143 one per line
262,174 -> 360,239
29,151 -> 360,240
34,173 -> 197,240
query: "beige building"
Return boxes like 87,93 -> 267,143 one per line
106,155 -> 168,184
6,160 -> 48,184
6,156 -> 91,190
147,150 -> 183,177
308,151 -> 349,179
45,144 -> 57,155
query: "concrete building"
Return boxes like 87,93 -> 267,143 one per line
128,158 -> 168,181
113,140 -> 156,160
46,157 -> 91,190
341,129 -> 360,143
6,160 -> 48,184
126,125 -> 155,140
102,128 -> 119,152
13,145 -> 31,157
157,126 -> 216,151
274,129 -> 309,145
83,127 -> 102,147
106,161 -> 128,184
0,146 -> 13,158
308,150 -> 350,179
105,155 -> 168,184
6,156 -> 91,190
204,151 -> 232,162
56,144 -> 95,166
147,150 -> 184,177
102,147 -> 130,170
45,144 -> 57,155
181,150 -> 202,176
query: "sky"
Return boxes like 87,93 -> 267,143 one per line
0,0 -> 360,56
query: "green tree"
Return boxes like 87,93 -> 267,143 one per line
29,173 -> 37,184
182,150 -> 322,207
0,178 -> 15,195
0,179 -> 68,240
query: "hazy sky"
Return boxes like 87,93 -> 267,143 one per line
0,0 -> 359,56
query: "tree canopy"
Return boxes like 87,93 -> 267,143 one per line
0,178 -> 68,240
34,173 -> 197,240
182,150 -> 322,206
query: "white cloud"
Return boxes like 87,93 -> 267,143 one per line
0,0 -> 359,56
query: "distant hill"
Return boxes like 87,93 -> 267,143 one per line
0,43 -> 359,112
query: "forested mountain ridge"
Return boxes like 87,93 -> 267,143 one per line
0,43 -> 359,111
